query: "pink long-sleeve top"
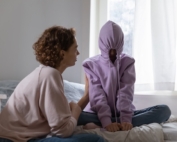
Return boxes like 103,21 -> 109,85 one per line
0,65 -> 77,142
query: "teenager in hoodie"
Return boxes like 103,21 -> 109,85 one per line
78,20 -> 171,132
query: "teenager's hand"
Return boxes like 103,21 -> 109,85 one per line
121,122 -> 133,131
105,122 -> 122,132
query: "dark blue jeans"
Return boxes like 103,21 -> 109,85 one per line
0,133 -> 105,142
78,104 -> 171,127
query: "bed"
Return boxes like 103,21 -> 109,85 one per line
0,80 -> 177,142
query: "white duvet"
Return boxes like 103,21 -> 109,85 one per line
74,123 -> 164,142
74,115 -> 177,142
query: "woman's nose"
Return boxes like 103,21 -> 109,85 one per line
77,50 -> 80,55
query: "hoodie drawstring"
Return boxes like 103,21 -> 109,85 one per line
110,61 -> 118,124
117,59 -> 121,121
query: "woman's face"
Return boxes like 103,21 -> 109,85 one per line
62,38 -> 80,67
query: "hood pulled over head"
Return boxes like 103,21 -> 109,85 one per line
99,20 -> 124,60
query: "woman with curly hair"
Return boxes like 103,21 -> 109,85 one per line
0,26 -> 105,142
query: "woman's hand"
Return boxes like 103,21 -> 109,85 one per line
69,102 -> 81,111
105,122 -> 122,132
77,74 -> 89,110
121,122 -> 133,131
69,102 -> 81,120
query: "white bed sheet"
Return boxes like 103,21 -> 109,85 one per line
163,122 -> 177,141
74,116 -> 177,142
75,123 -> 164,142
162,115 -> 177,141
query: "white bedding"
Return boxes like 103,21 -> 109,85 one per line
162,115 -> 177,141
75,123 -> 164,142
163,122 -> 177,141
74,121 -> 177,142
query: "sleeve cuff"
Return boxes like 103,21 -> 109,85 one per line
120,116 -> 132,123
71,116 -> 77,128
100,116 -> 112,128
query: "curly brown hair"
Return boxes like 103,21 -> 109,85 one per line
33,26 -> 75,68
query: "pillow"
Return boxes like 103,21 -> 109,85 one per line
63,80 -> 85,102
0,80 -> 20,110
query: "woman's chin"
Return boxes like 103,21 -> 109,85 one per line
68,62 -> 76,67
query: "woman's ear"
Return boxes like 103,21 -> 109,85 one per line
60,50 -> 65,57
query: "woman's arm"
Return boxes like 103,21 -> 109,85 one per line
77,74 -> 89,110
39,68 -> 78,137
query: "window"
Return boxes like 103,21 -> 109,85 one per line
89,0 -> 135,56
90,0 -> 177,91
108,0 -> 135,56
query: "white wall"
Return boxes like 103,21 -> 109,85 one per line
0,0 -> 90,83
89,0 -> 108,57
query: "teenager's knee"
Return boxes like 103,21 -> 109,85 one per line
158,104 -> 171,121
162,105 -> 171,120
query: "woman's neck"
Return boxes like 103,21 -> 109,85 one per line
56,63 -> 67,74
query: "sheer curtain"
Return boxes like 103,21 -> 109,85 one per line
133,0 -> 177,91
90,0 -> 177,91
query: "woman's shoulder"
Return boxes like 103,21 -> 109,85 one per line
17,65 -> 61,86
39,64 -> 60,74
38,65 -> 62,81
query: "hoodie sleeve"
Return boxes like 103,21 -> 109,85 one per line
117,57 -> 136,123
83,61 -> 112,128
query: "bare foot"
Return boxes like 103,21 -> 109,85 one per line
83,123 -> 101,130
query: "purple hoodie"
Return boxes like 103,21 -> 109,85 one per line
83,21 -> 136,128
